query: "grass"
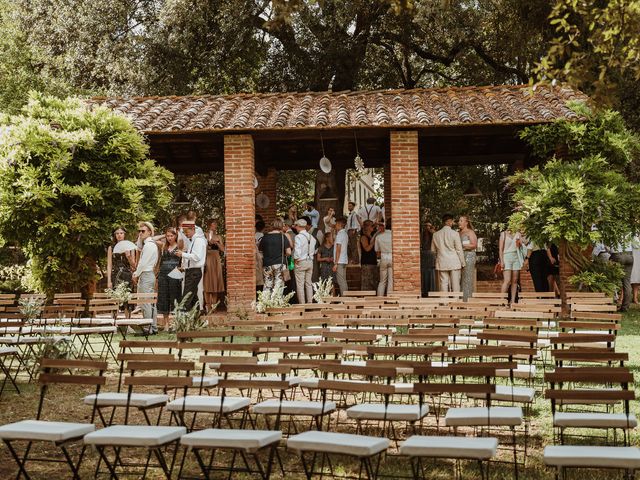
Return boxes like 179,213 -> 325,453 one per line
0,309 -> 640,479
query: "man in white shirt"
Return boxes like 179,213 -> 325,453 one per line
345,201 -> 361,264
302,201 -> 320,229
332,217 -> 349,295
431,213 -> 466,292
358,197 -> 382,224
133,222 -> 158,332
374,219 -> 393,296
293,219 -> 317,304
176,221 -> 207,311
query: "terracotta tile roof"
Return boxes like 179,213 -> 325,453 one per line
92,85 -> 587,134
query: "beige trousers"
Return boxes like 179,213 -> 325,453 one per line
438,269 -> 461,292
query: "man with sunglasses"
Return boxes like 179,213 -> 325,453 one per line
133,221 -> 158,333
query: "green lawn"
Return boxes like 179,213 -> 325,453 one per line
0,309 -> 639,479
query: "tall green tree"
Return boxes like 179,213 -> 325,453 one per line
0,94 -> 174,294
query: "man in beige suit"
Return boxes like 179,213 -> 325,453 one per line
431,213 -> 466,292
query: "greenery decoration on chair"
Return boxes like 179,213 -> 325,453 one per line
312,277 -> 333,303
104,283 -> 132,307
253,279 -> 294,313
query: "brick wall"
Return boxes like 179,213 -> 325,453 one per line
383,163 -> 391,220
389,130 -> 421,294
224,135 -> 256,310
255,167 -> 277,226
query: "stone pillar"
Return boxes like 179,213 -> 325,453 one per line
389,131 -> 421,294
383,163 -> 391,221
224,135 -> 256,310
255,168 -> 277,226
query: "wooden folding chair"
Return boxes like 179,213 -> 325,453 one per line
0,358 -> 107,479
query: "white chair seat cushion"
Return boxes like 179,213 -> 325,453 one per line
466,385 -> 535,403
544,446 -> 640,469
554,412 -> 638,429
445,407 -> 523,427
496,364 -> 536,379
0,420 -> 95,442
287,431 -> 389,457
191,376 -> 219,387
84,392 -> 168,408
166,396 -> 250,413
393,382 -> 414,394
181,429 -> 281,450
399,435 -> 498,460
70,327 -> 117,334
0,346 -> 18,355
84,425 -> 186,447
347,403 -> 429,421
116,319 -> 152,326
253,400 -> 336,416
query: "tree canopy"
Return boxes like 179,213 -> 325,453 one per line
0,94 -> 174,294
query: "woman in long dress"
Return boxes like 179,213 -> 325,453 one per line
421,221 -> 436,296
106,227 -> 136,290
156,227 -> 182,330
631,239 -> 640,303
458,216 -> 478,301
204,219 -> 225,311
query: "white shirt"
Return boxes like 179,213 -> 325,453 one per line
374,230 -> 393,261
334,229 -> 349,265
303,209 -> 320,228
255,232 -> 264,247
358,204 -> 381,222
346,210 -> 360,230
294,230 -> 317,261
134,237 -> 158,277
179,225 -> 204,251
181,232 -> 207,269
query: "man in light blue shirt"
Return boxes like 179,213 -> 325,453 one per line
303,201 -> 320,229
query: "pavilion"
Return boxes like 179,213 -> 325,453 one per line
95,85 -> 587,308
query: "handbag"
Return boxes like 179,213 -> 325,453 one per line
494,262 -> 503,276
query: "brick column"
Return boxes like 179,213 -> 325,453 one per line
390,131 -> 421,294
224,135 -> 256,310
383,164 -> 391,221
255,168 -> 277,226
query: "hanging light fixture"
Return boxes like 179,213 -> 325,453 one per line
353,131 -> 365,173
319,132 -> 332,173
463,182 -> 482,197
174,183 -> 190,205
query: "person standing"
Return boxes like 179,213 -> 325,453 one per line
323,207 -> 336,235
458,215 -> 478,301
255,220 -> 266,293
499,229 -> 526,303
317,231 -> 336,286
204,219 -> 225,311
176,221 -> 207,311
525,242 -> 550,293
632,239 -> 640,304
332,217 -> 349,295
375,219 -> 393,296
106,227 -> 136,290
421,221 -> 436,296
432,214 -> 465,292
293,219 -> 317,304
132,222 -> 158,333
156,227 -> 182,331
358,197 -> 382,224
303,201 -> 320,229
360,220 -> 379,291
259,218 -> 292,293
610,239 -> 634,312
346,201 -> 361,264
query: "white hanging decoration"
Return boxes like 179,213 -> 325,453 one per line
319,133 -> 332,173
353,131 -> 365,173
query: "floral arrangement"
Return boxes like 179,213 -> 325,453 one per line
253,280 -> 295,313
313,277 -> 333,303
171,293 -> 207,333
104,282 -> 132,306
18,296 -> 45,322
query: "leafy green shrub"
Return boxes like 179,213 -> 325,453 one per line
569,259 -> 625,297
0,94 -> 174,295
253,280 -> 295,314
171,293 -> 207,333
